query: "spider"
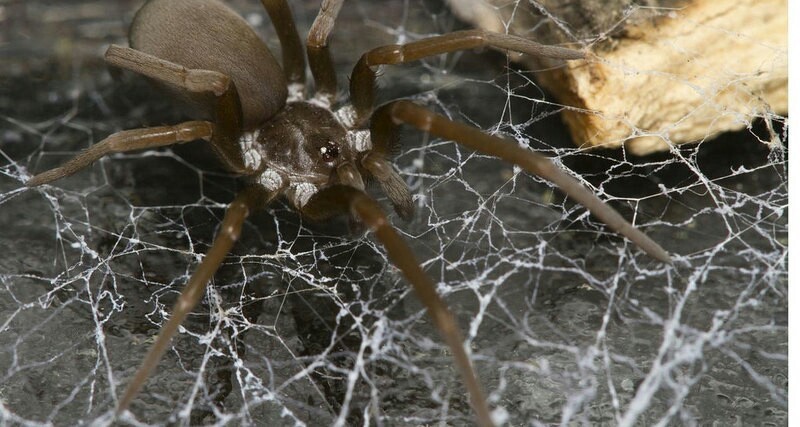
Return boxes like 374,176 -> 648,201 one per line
24,0 -> 671,425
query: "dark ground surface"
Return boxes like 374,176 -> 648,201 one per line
0,1 -> 787,425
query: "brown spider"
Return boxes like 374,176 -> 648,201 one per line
25,0 -> 671,425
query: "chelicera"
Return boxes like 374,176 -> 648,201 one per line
25,0 -> 671,425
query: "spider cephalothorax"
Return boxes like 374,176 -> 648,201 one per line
24,0 -> 671,425
244,102 -> 370,209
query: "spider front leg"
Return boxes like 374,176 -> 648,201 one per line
372,101 -> 672,264
116,185 -> 277,414
260,0 -> 306,84
349,29 -> 586,124
304,0 -> 345,102
303,185 -> 494,427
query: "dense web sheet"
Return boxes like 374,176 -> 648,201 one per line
0,0 -> 787,425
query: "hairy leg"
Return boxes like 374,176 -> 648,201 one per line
360,152 -> 413,220
303,185 -> 494,427
350,29 -> 585,124
371,100 -> 672,264
27,121 -> 212,187
116,185 -> 277,415
260,0 -> 306,85
105,45 -> 249,173
306,0 -> 345,102
335,162 -> 365,190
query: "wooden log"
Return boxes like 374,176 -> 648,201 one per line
447,0 -> 787,155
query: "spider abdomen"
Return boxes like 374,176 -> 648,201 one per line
130,0 -> 287,129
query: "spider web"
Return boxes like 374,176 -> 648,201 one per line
0,0 -> 788,425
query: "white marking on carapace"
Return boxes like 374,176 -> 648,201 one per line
258,169 -> 284,192
334,105 -> 357,129
287,83 -> 305,103
309,93 -> 332,110
238,130 -> 262,170
291,182 -> 318,208
346,130 -> 372,152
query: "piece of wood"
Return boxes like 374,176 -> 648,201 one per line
447,0 -> 787,155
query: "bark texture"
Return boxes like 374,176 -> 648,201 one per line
447,0 -> 788,154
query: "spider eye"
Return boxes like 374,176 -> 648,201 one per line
319,141 -> 339,162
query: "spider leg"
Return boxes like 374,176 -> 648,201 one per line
260,0 -> 306,85
26,121 -> 212,187
116,185 -> 276,415
302,185 -> 494,427
360,152 -> 413,220
351,113 -> 414,219
336,162 -> 366,190
306,0 -> 345,102
372,100 -> 672,264
350,29 -> 586,124
105,45 -> 249,174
